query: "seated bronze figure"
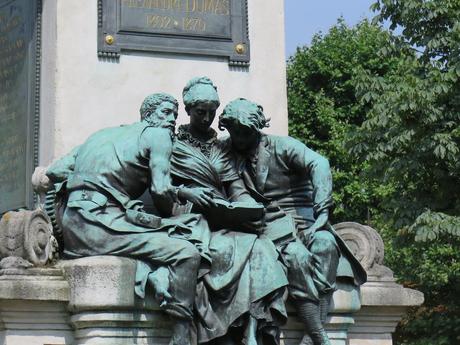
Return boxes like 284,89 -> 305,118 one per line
35,79 -> 366,345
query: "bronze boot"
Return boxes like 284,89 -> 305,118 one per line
296,300 -> 331,345
319,292 -> 332,324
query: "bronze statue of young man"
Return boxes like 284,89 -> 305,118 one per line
35,93 -> 211,345
218,98 -> 367,345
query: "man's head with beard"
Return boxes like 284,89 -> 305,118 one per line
139,93 -> 179,132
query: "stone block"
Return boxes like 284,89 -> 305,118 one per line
348,279 -> 424,345
70,311 -> 172,345
0,267 -> 73,345
59,256 -> 169,345
59,256 -> 158,312
60,256 -> 360,345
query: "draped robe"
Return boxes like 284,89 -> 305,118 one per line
171,136 -> 288,344
47,122 -> 212,320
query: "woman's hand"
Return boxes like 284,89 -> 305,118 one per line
178,187 -> 217,208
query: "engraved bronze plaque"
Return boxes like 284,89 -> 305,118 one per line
98,0 -> 250,66
0,0 -> 41,214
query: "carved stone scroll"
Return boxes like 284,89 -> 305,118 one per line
0,209 -> 58,269
334,222 -> 393,278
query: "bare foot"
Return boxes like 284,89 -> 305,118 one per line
148,266 -> 172,307
299,334 -> 314,345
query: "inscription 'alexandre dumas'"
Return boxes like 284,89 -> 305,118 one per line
121,0 -> 231,37
98,0 -> 249,65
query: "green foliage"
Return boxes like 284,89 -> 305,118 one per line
371,0 -> 460,64
287,19 -> 396,224
287,3 -> 460,344
352,0 -> 460,239
384,232 -> 460,345
353,3 -> 460,342
409,211 -> 460,242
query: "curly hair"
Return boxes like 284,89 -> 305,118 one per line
182,76 -> 220,109
139,93 -> 178,121
219,98 -> 270,132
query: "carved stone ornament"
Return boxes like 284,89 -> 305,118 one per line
0,209 -> 58,269
334,222 -> 394,278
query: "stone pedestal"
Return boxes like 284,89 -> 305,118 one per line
60,256 -> 170,345
334,222 -> 425,345
60,256 -> 362,345
348,277 -> 424,345
58,256 -> 355,345
0,222 -> 425,345
70,311 -> 172,345
0,268 -> 73,345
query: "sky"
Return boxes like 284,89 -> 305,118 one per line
284,0 -> 376,58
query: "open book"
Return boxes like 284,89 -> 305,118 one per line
204,199 -> 264,228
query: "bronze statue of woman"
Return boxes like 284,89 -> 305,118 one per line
170,77 -> 288,345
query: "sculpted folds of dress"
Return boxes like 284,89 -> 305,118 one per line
170,77 -> 288,345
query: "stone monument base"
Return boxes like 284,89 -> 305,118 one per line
0,223 -> 424,345
0,268 -> 73,345
0,255 -> 423,345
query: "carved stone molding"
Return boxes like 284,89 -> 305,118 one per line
334,222 -> 393,279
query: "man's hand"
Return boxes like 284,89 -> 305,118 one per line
299,209 -> 329,245
31,166 -> 52,193
178,187 -> 217,208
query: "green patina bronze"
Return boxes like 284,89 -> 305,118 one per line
45,92 -> 211,345
170,77 -> 288,345
41,80 -> 366,345
218,97 -> 367,345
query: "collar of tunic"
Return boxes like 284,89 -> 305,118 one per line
176,124 -> 217,158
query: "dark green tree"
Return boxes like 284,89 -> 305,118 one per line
287,19 -> 396,224
351,1 -> 460,344
353,0 -> 460,239
287,3 -> 460,343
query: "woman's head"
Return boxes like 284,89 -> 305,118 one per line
183,77 -> 220,134
183,77 -> 220,110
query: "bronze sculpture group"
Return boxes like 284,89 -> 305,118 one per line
35,77 -> 366,345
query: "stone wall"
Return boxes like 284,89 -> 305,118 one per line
39,0 -> 289,164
